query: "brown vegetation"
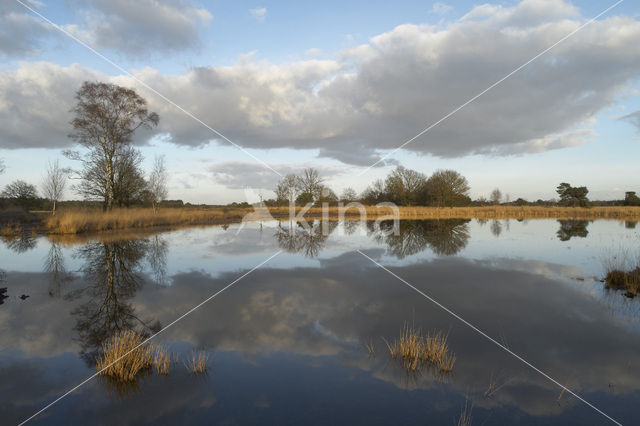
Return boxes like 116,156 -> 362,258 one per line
185,351 -> 210,374
96,331 -> 153,382
153,347 -> 171,375
384,324 -> 455,373
44,207 -> 249,234
7,205 -> 640,236
603,251 -> 640,298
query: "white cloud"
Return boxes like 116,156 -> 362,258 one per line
0,0 -> 213,58
2,1 -> 640,166
249,7 -> 267,23
431,2 -> 453,15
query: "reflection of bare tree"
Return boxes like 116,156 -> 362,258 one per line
625,221 -> 637,229
556,220 -> 589,241
146,235 -> 168,286
275,220 -> 338,258
69,240 -> 161,362
373,219 -> 471,258
43,241 -> 73,297
0,269 -> 7,305
343,219 -> 360,235
1,233 -> 36,252
490,220 -> 503,237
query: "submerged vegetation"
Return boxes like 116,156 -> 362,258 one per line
384,324 -> 456,374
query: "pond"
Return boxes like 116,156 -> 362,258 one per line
1,218 -> 639,425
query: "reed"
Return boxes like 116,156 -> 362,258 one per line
40,205 -> 640,235
185,351 -> 209,374
153,347 -> 171,375
603,249 -> 640,297
44,207 -> 248,234
384,324 -> 455,373
96,331 -> 153,382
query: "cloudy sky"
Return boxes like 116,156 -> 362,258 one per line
1,0 -> 639,203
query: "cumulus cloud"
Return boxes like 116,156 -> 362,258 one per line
0,0 -> 56,56
2,0 -> 640,165
249,7 -> 267,23
1,0 -> 212,58
70,0 -> 213,56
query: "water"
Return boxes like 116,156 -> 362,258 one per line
1,219 -> 639,425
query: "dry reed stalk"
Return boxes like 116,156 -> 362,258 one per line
153,347 -> 171,375
185,351 -> 209,374
96,330 -> 153,382
385,324 -> 456,373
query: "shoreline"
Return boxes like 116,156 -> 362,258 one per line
0,205 -> 639,237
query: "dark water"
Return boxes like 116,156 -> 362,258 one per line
1,219 -> 639,425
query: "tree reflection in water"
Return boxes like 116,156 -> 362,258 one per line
275,220 -> 338,258
556,220 -> 590,241
43,241 -> 74,297
1,233 -> 36,253
372,219 -> 471,258
67,239 -> 163,364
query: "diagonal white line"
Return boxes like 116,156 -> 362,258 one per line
359,0 -> 624,175
18,250 -> 283,426
14,0 -> 282,178
356,250 -> 622,426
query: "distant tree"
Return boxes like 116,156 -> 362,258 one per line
384,166 -> 427,206
2,180 -> 38,207
340,187 -> 358,203
41,159 -> 68,215
424,169 -> 471,207
275,174 -> 302,205
148,155 -> 168,212
67,81 -> 159,210
490,188 -> 502,205
515,197 -> 528,206
624,191 -> 640,206
318,186 -> 339,204
298,168 -> 323,204
361,179 -> 386,205
556,183 -> 589,207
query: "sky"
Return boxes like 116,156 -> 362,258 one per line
0,0 -> 639,204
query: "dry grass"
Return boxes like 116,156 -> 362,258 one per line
268,205 -> 640,220
384,324 -> 455,373
0,221 -> 23,237
603,249 -> 640,297
44,207 -> 249,234
457,398 -> 473,426
38,205 -> 640,235
96,331 -> 153,382
153,347 -> 171,375
185,351 -> 210,374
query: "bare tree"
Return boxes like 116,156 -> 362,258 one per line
298,168 -> 323,204
67,81 -> 159,210
69,146 -> 146,207
340,187 -> 358,203
148,155 -> 168,212
2,180 -> 38,200
41,159 -> 68,215
490,188 -> 502,205
275,174 -> 302,205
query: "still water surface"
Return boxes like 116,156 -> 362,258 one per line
1,219 -> 639,425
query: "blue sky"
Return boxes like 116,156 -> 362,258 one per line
1,0 -> 639,203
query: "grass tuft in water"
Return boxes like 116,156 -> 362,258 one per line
185,351 -> 210,374
96,331 -> 153,382
384,323 -> 455,373
153,347 -> 171,375
603,249 -> 640,297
